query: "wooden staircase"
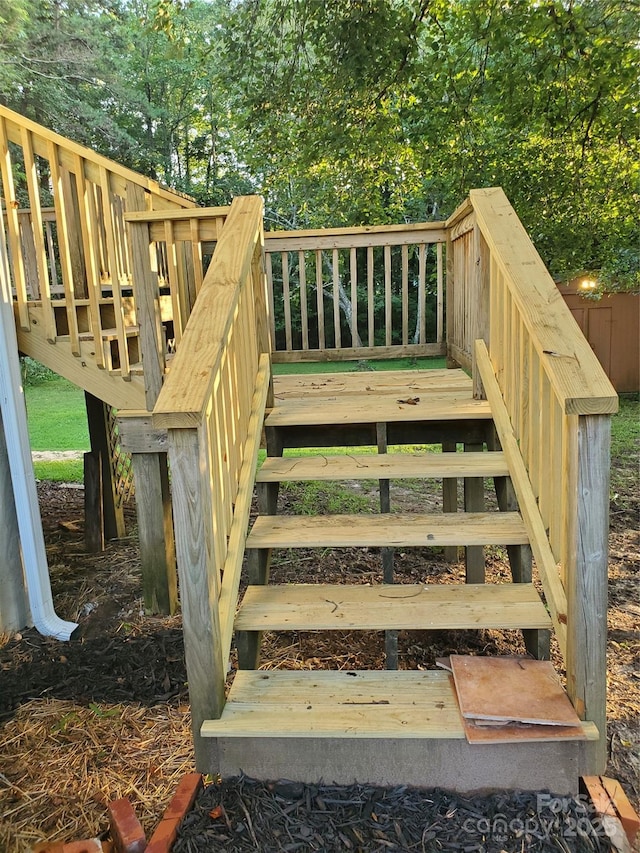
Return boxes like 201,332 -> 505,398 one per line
202,368 -> 595,793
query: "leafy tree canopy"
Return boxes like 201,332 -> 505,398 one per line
0,0 -> 637,288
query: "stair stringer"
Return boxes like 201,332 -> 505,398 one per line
15,303 -> 146,411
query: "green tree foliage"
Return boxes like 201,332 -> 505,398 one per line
0,0 -> 636,288
225,0 -> 638,286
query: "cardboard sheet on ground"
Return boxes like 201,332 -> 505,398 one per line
450,655 -> 586,743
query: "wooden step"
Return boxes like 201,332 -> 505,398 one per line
203,670 -> 464,739
257,451 -> 509,483
266,394 -> 492,427
235,582 -> 551,632
205,670 -> 597,792
272,368 -> 473,399
203,669 -> 595,742
246,512 -> 528,549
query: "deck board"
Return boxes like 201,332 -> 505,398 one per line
257,451 -> 509,482
202,670 -> 465,738
235,583 -> 551,631
267,368 -> 491,428
246,512 -> 529,549
272,369 -> 472,398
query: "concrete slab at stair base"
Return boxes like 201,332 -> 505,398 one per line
213,737 -> 584,796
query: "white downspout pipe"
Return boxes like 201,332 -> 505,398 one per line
0,202 -> 78,640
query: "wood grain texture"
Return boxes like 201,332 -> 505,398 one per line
202,670 -> 465,739
153,196 -> 263,428
271,343 -> 446,362
235,582 -> 551,631
246,512 -> 528,549
273,369 -> 471,397
470,188 -> 617,415
264,223 -> 446,253
475,340 -> 568,654
166,427 -> 226,770
566,415 -> 610,774
257,451 -> 508,482
131,452 -> 177,616
266,395 -> 492,427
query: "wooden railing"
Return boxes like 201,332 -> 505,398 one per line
264,223 -> 446,362
152,196 -> 271,767
446,187 -> 617,771
0,103 -> 195,381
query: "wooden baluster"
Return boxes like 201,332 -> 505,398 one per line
367,245 -> 375,347
0,117 -> 29,328
99,166 -> 129,378
315,249 -> 325,351
265,252 -> 276,351
418,243 -> 426,344
299,251 -> 309,350
190,217 -> 204,296
332,247 -> 341,349
73,155 -> 105,368
350,246 -> 358,348
436,242 -> 444,344
164,219 -> 183,347
384,244 -> 392,346
18,211 -> 38,299
401,243 -> 409,346
60,167 -> 87,298
282,251 -> 292,351
48,141 -> 80,355
20,127 -> 56,342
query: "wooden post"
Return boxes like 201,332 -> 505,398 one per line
376,422 -> 397,670
126,183 -> 178,615
472,225 -> 490,400
566,415 -> 610,774
445,231 -> 458,369
0,410 -> 29,632
166,427 -> 225,771
85,392 -> 125,540
442,441 -> 458,562
463,442 -> 485,583
132,452 -> 178,616
83,451 -> 104,553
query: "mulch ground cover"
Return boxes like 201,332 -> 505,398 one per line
0,464 -> 637,852
174,776 -> 612,853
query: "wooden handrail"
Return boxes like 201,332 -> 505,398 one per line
469,188 -> 617,415
150,196 -> 271,767
0,104 -> 195,209
445,187 -> 614,771
153,196 -> 264,427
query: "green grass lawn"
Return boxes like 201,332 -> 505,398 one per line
24,378 -> 89,451
273,356 -> 446,375
20,360 -> 638,489
23,372 -> 88,482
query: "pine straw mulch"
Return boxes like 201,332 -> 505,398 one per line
0,463 -> 638,852
0,700 -> 193,852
